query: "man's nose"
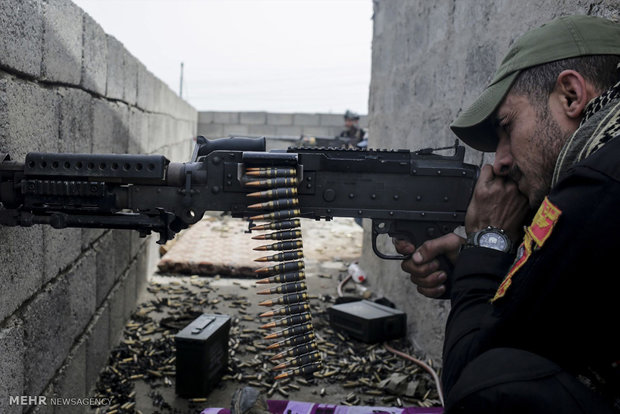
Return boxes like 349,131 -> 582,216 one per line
493,135 -> 513,176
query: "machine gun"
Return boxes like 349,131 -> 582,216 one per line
0,136 -> 478,261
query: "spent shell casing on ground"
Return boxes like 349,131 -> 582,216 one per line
270,341 -> 318,361
273,362 -> 322,380
244,177 -> 297,188
273,351 -> 322,370
256,281 -> 307,296
263,322 -> 313,340
266,332 -> 316,350
255,260 -> 305,275
258,291 -> 308,306
258,301 -> 310,317
246,188 -> 298,199
252,230 -> 302,241
250,219 -> 300,231
245,168 -> 297,178
260,312 -> 312,329
247,198 -> 299,210
250,209 -> 301,221
256,271 -> 306,285
254,250 -> 304,263
253,240 -> 303,252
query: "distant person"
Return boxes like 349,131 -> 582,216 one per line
339,110 -> 366,147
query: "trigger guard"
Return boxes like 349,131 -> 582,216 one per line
371,222 -> 412,260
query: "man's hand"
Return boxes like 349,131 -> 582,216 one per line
394,233 -> 465,298
466,165 -> 529,242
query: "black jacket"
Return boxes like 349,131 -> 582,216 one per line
443,135 -> 620,403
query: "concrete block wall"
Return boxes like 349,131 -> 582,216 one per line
0,0 -> 197,412
198,111 -> 368,149
363,0 -> 619,363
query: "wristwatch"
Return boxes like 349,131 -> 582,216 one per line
464,226 -> 514,254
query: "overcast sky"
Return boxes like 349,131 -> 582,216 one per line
72,0 -> 373,114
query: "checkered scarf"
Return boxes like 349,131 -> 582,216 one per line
552,80 -> 620,187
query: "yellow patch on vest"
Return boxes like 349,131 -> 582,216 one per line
492,197 -> 562,302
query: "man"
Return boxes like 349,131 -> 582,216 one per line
395,15 -> 620,413
339,110 -> 366,147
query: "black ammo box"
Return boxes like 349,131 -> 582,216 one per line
328,300 -> 406,344
175,314 -> 231,397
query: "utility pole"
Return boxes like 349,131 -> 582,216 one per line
179,62 -> 184,97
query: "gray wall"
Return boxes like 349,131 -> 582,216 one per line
363,0 -> 619,362
198,111 -> 368,149
0,0 -> 196,411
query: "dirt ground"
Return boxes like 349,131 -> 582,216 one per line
90,214 -> 442,413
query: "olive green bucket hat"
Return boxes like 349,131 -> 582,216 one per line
451,15 -> 620,152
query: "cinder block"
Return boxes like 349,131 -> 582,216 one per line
0,75 -> 60,158
302,126 -> 334,138
22,279 -> 73,396
146,113 -> 170,153
41,0 -> 82,84
274,125 -> 303,137
319,113 -> 343,127
0,227 -> 44,323
65,251 -> 97,340
108,279 -> 125,346
226,124 -> 249,136
92,99 -> 129,153
123,53 -> 138,106
240,111 -> 266,125
197,122 -> 224,138
0,0 -> 43,77
95,231 -> 116,307
0,318 -> 24,414
248,124 -> 277,137
127,107 -> 148,154
52,338 -> 86,414
81,228 -> 105,251
213,112 -> 239,124
113,229 -> 131,277
198,111 -> 214,124
123,260 -> 138,320
293,113 -> 320,126
43,227 -> 82,284
105,35 -> 124,100
136,243 -> 149,299
58,87 -> 93,153
81,13 -> 107,96
85,303 -> 110,391
136,62 -> 155,111
267,112 -> 293,126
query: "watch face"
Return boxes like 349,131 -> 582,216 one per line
479,231 -> 508,251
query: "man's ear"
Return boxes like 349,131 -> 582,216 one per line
554,70 -> 592,119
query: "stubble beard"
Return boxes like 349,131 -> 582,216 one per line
524,108 -> 570,209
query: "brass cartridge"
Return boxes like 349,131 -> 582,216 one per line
247,188 -> 298,199
270,341 -> 318,361
263,322 -> 313,340
273,351 -> 321,370
255,260 -> 305,275
251,230 -> 302,241
258,302 -> 310,318
265,332 -> 315,350
250,209 -> 301,221
256,271 -> 306,285
259,312 -> 312,329
254,250 -> 304,263
258,291 -> 308,307
273,362 -> 322,380
250,219 -> 300,231
253,240 -> 303,252
256,281 -> 307,296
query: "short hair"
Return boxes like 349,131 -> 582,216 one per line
511,54 -> 620,106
